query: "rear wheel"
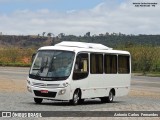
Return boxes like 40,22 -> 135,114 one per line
100,90 -> 114,103
106,90 -> 114,103
34,98 -> 43,104
100,97 -> 108,103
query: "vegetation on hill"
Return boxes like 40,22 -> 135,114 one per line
0,47 -> 35,67
117,45 -> 160,74
0,33 -> 160,48
61,34 -> 160,47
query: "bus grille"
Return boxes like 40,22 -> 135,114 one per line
34,90 -> 57,98
32,82 -> 60,88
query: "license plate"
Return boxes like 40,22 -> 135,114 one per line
40,90 -> 48,93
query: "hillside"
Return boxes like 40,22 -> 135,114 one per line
61,34 -> 160,47
0,35 -> 59,48
0,34 -> 160,48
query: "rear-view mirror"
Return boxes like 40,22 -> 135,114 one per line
31,53 -> 36,63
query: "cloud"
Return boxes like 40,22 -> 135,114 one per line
0,0 -> 160,35
66,10 -> 76,14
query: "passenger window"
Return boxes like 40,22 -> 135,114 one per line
104,54 -> 117,74
118,55 -> 130,73
73,53 -> 88,80
90,53 -> 103,74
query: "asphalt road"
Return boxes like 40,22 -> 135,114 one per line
0,67 -> 160,119
131,75 -> 160,92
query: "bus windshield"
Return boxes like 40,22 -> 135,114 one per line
29,50 -> 75,81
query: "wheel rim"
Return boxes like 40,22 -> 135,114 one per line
109,92 -> 113,101
73,92 -> 79,104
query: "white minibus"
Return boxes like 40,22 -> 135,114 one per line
27,41 -> 131,105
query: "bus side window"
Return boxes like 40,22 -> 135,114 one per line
118,55 -> 130,74
73,53 -> 88,80
90,53 -> 103,74
104,54 -> 117,74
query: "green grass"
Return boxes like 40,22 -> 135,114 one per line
133,72 -> 160,77
146,72 -> 160,77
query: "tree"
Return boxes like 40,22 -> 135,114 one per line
42,32 -> 46,37
47,33 -> 51,38
47,33 -> 54,38
58,33 -> 65,38
85,32 -> 90,37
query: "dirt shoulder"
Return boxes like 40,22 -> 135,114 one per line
0,79 -> 26,93
129,89 -> 160,99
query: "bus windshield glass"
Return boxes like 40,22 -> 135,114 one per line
29,50 -> 75,81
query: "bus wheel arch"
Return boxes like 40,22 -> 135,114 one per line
110,88 -> 115,96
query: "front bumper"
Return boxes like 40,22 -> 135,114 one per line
27,85 -> 71,101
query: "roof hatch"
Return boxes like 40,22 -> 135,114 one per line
55,41 -> 112,50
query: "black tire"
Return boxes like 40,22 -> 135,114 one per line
106,90 -> 114,103
78,99 -> 84,104
34,98 -> 43,104
70,90 -> 80,105
100,97 -> 108,103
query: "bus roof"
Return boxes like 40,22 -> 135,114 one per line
38,41 -> 130,55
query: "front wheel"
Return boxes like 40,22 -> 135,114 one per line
78,99 -> 84,104
70,90 -> 80,105
34,98 -> 43,104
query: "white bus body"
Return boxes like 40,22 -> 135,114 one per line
27,41 -> 131,105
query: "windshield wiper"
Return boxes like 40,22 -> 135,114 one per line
32,68 -> 41,70
46,56 -> 55,76
35,57 -> 49,76
55,76 -> 68,80
35,66 -> 44,76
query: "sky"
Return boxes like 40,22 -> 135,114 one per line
0,0 -> 159,36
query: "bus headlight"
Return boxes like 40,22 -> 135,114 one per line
27,86 -> 32,93
58,89 -> 66,95
62,82 -> 69,87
